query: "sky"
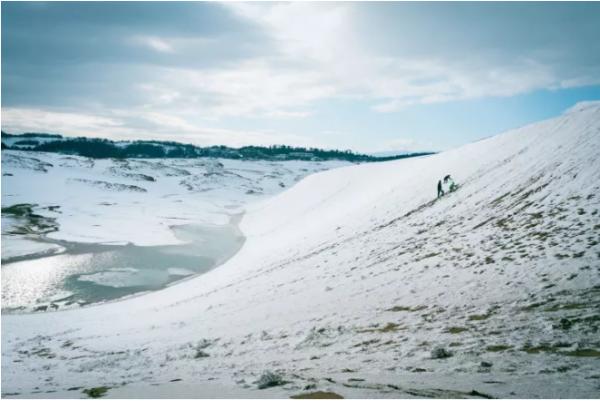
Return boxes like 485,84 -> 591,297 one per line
2,1 -> 600,153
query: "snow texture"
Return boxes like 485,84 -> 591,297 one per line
2,154 -> 348,247
1,104 -> 600,398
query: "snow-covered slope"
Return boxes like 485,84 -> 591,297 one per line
2,104 -> 600,398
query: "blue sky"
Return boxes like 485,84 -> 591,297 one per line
2,2 -> 600,152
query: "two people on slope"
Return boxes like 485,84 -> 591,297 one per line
437,174 -> 457,198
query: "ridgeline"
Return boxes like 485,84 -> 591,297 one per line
1,131 -> 434,162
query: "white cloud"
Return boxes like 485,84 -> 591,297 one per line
1,108 -> 124,134
222,2 -> 600,113
1,107 -> 323,149
132,36 -> 174,53
131,60 -> 334,119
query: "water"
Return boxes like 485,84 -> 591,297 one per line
1,221 -> 244,313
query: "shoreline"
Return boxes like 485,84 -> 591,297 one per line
1,212 -> 246,315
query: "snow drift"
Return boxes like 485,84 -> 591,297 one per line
2,104 -> 600,398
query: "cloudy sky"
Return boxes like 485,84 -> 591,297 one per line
2,2 -> 600,152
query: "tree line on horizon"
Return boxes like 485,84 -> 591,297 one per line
1,131 -> 434,162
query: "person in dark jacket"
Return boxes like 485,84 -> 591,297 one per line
437,179 -> 444,198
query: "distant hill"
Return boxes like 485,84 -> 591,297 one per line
370,149 -> 437,158
1,132 -> 63,139
0,131 -> 434,162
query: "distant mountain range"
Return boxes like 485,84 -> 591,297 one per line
1,131 -> 434,162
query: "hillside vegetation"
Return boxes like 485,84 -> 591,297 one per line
1,132 -> 433,162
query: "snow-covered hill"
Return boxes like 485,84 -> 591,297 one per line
2,154 -> 348,252
2,103 -> 600,398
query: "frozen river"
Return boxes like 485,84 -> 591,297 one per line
1,219 -> 244,313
